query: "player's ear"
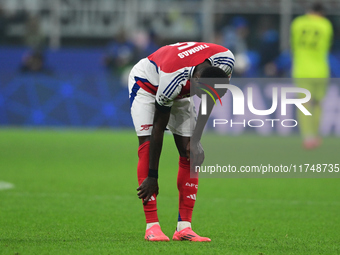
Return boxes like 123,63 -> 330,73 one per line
191,76 -> 200,90
192,81 -> 202,98
193,71 -> 201,79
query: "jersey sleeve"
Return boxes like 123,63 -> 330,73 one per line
210,51 -> 235,78
155,69 -> 189,110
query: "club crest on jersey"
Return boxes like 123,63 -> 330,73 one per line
140,124 -> 153,131
178,44 -> 210,59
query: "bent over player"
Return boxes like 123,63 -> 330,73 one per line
128,42 -> 235,241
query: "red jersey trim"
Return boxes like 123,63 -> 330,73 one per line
135,77 -> 157,95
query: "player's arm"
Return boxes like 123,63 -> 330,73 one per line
191,74 -> 231,146
188,95 -> 215,167
327,20 -> 334,51
149,103 -> 171,171
137,103 -> 170,205
189,60 -> 233,166
137,72 -> 179,205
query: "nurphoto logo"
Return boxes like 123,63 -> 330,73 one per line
199,82 -> 312,129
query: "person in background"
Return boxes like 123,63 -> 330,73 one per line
291,2 -> 333,149
257,16 -> 280,77
103,31 -> 136,77
24,15 -> 46,51
19,50 -> 51,74
220,16 -> 250,77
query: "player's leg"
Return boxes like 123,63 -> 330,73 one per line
172,134 -> 210,242
310,78 -> 328,148
137,135 -> 158,225
168,99 -> 211,242
129,70 -> 169,241
296,78 -> 326,149
295,79 -> 314,139
173,134 -> 197,227
137,135 -> 169,241
295,78 -> 319,149
297,99 -> 315,148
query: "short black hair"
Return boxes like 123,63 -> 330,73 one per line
311,2 -> 324,13
200,66 -> 228,79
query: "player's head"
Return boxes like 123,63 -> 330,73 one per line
310,2 -> 325,15
192,59 -> 211,79
200,66 -> 229,79
193,65 -> 229,98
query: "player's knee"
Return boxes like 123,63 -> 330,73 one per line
138,136 -> 150,146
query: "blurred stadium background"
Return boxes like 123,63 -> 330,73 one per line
0,0 -> 339,131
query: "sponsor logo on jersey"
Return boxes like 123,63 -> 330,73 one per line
178,44 -> 209,59
186,194 -> 197,200
148,195 -> 156,202
140,124 -> 153,131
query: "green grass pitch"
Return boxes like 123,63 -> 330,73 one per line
0,129 -> 339,254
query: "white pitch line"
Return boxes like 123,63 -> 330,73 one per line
0,181 -> 15,191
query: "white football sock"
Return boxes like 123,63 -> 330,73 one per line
146,222 -> 159,230
177,221 -> 191,231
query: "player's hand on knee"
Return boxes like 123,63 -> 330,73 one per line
190,141 -> 205,167
137,177 -> 159,205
